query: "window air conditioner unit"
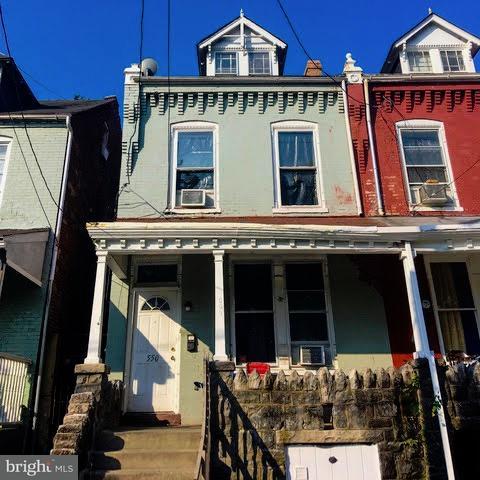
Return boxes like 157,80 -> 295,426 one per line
299,345 -> 326,366
180,189 -> 206,207
419,182 -> 449,206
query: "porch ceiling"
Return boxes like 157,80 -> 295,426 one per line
87,220 -> 480,255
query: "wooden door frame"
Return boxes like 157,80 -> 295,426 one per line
124,286 -> 182,413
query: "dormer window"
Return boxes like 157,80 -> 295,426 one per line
249,52 -> 271,75
440,50 -> 465,72
407,51 -> 432,72
381,13 -> 480,74
197,12 -> 287,77
215,52 -> 238,75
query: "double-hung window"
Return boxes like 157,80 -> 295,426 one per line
215,52 -> 237,75
0,139 -> 11,203
249,52 -> 271,75
429,262 -> 480,356
407,51 -> 432,72
286,263 -> 331,365
397,122 -> 454,207
172,124 -> 217,209
273,123 -> 321,208
440,50 -> 465,72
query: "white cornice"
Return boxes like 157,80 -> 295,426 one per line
87,221 -> 480,254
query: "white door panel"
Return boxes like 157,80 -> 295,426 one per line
128,290 -> 179,412
286,444 -> 381,480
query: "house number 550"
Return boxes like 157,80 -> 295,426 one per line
146,354 -> 159,362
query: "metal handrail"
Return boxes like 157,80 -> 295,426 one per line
195,357 -> 211,480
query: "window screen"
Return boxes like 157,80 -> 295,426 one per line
0,142 -> 9,196
234,264 -> 275,363
277,131 -> 318,206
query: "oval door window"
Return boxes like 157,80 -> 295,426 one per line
141,297 -> 170,311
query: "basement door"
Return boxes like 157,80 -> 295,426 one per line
128,289 -> 179,413
286,444 -> 381,480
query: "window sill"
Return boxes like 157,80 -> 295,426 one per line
166,207 -> 222,215
272,206 -> 329,215
409,205 -> 464,213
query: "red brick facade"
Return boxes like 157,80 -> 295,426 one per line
347,80 -> 480,217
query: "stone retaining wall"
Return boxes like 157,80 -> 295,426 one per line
50,364 -> 123,471
211,360 -> 445,480
444,362 -> 480,479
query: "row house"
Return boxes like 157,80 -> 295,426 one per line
69,11 -> 480,480
346,12 -> 480,371
0,56 -> 122,452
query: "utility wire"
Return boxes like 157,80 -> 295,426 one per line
17,65 -> 67,100
275,0 -> 480,212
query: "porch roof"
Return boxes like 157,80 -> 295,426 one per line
87,218 -> 480,255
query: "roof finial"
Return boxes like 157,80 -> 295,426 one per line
240,8 -> 244,17
428,7 -> 433,14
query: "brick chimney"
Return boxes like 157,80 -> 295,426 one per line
304,60 -> 322,77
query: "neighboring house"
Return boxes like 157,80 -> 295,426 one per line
74,11 -> 480,480
0,56 -> 121,451
346,12 -> 480,370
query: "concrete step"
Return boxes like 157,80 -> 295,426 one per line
96,426 -> 201,452
91,449 -> 197,470
91,467 -> 194,480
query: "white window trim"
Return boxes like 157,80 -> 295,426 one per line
0,137 -> 13,207
423,254 -> 480,357
214,51 -> 238,76
406,50 -> 433,73
169,121 -> 220,214
439,49 -> 467,72
228,254 -> 336,370
396,119 -> 461,212
271,121 -> 327,213
248,51 -> 272,76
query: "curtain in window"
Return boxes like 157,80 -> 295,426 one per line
177,132 -> 213,167
280,171 -> 317,205
278,132 -> 314,167
439,311 -> 466,352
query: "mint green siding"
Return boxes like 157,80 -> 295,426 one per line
0,123 -> 67,404
118,83 -> 358,218
0,123 -> 68,229
329,255 -> 393,370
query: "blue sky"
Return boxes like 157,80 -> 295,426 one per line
2,0 -> 480,105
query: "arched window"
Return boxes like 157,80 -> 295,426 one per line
141,297 -> 170,311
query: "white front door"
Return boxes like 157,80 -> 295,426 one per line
286,444 -> 381,480
128,289 -> 179,412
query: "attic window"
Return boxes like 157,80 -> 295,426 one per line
215,52 -> 237,75
249,52 -> 271,75
440,50 -> 465,72
407,51 -> 432,72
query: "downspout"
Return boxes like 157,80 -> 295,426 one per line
342,80 -> 363,215
31,115 -> 73,439
363,78 -> 384,215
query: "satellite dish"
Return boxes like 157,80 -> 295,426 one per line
140,58 -> 158,77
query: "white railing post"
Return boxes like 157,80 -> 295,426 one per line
84,251 -> 109,364
401,242 -> 455,480
213,250 -> 228,361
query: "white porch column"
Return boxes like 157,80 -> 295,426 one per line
84,251 -> 109,364
401,241 -> 455,480
213,250 -> 228,361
